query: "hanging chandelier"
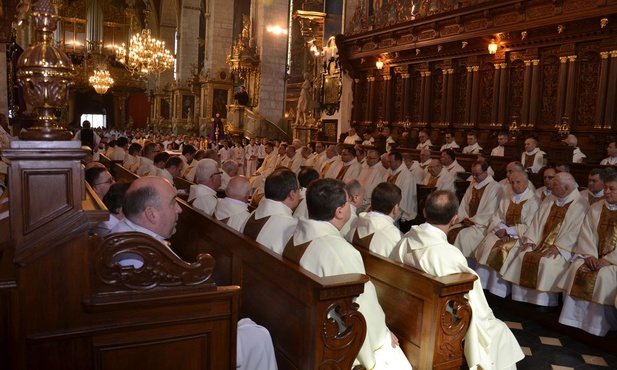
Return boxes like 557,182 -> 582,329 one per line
89,69 -> 114,94
115,6 -> 175,77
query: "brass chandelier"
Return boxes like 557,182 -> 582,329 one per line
115,7 -> 175,77
89,69 -> 114,94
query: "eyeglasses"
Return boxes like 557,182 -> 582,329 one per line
93,178 -> 115,186
210,171 -> 223,178
471,171 -> 486,178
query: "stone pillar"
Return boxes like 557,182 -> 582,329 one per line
203,0 -> 235,76
253,0 -> 289,124
177,0 -> 201,83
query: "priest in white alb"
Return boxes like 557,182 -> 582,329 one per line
474,171 -> 541,297
284,178 -> 412,370
346,182 -> 403,258
502,172 -> 589,308
391,190 -> 524,370
214,176 -> 252,231
558,172 -> 617,336
447,161 -> 503,262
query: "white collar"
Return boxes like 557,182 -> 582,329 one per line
512,187 -> 530,203
419,222 -> 447,237
526,147 -> 539,155
367,211 -> 394,222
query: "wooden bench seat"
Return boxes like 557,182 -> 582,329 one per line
171,197 -> 478,370
352,244 -> 476,370
170,199 -> 368,370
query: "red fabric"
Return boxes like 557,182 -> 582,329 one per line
127,93 -> 150,129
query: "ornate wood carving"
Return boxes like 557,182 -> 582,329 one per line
453,66 -> 467,124
479,63 -> 495,125
411,70 -> 423,123
539,55 -> 560,128
93,232 -> 217,292
508,59 -> 525,123
394,73 -> 403,121
431,68 -> 444,124
575,51 -> 601,127
435,295 -> 472,364
376,77 -> 385,121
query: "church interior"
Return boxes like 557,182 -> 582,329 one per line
1,0 -> 617,368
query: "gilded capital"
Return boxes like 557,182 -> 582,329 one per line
367,76 -> 376,82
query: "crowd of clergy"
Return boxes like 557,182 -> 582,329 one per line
27,122 -> 617,370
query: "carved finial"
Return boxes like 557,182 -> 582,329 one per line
416,48 -> 421,55
601,18 -> 608,29
437,45 -> 443,52
462,41 -> 468,49
521,31 -> 527,40
557,25 -> 565,34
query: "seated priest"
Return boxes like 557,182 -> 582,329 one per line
241,168 -> 299,254
386,151 -> 417,231
447,161 -> 503,264
283,178 -> 412,370
346,182 -> 403,258
521,138 -> 546,173
502,172 -> 589,308
214,176 -> 252,231
187,159 -> 222,216
293,167 -> 320,220
110,176 -> 278,370
579,168 -> 611,206
557,172 -> 617,336
391,190 -> 524,370
422,159 -> 456,193
474,171 -> 541,297
535,167 -> 556,201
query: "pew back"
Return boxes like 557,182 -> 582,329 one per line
353,245 -> 476,370
170,199 -> 368,370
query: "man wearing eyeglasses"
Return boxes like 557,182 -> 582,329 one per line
188,159 -> 222,216
421,159 -> 456,193
85,167 -> 115,200
447,161 -> 503,264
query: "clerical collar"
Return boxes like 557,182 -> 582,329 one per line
593,189 -> 604,197
526,148 -> 539,155
391,166 -> 403,175
606,202 -> 617,211
223,197 -> 248,207
513,187 -> 529,203
556,194 -> 570,207
474,176 -> 490,189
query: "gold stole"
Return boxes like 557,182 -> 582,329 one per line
336,164 -> 350,180
426,176 -> 438,187
282,237 -> 312,265
321,161 -> 333,177
182,166 -> 193,179
570,207 -> 617,301
486,199 -> 527,271
352,229 -> 375,250
588,193 -> 602,205
311,154 -> 320,167
447,184 -> 488,243
243,213 -> 271,241
519,201 -> 571,289
540,192 -> 546,201
523,152 -> 536,169
387,171 -> 401,184
249,192 -> 265,209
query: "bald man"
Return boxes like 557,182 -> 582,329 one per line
188,159 -> 222,216
214,176 -> 252,231
110,176 -> 277,370
521,138 -> 546,173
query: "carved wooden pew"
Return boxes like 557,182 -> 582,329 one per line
114,163 -> 140,183
352,245 -> 477,370
170,199 -> 368,370
1,141 -> 240,369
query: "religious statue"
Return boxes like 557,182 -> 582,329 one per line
295,72 -> 313,126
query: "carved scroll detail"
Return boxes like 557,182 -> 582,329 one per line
436,295 -> 472,361
94,232 -> 216,291
320,301 -> 366,370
